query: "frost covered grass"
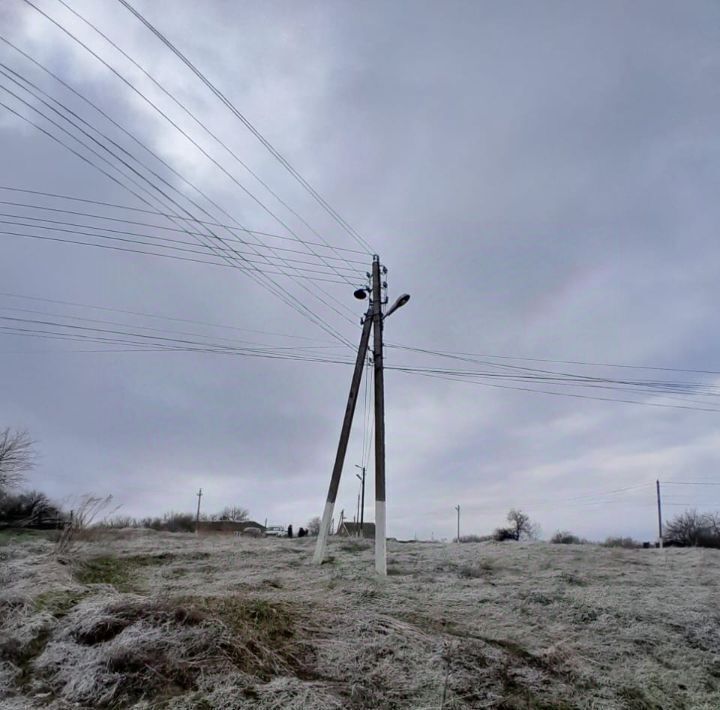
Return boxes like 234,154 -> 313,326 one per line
1,530 -> 719,708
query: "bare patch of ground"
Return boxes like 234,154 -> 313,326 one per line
1,531 -> 718,708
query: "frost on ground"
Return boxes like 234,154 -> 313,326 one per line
1,530 -> 719,709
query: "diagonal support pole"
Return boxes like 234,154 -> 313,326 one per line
313,312 -> 373,564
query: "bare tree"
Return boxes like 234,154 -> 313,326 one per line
217,506 -> 249,522
307,516 -> 321,536
509,509 -> 537,540
495,509 -> 536,541
0,428 -> 35,491
664,509 -> 720,547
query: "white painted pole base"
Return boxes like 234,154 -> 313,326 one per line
312,500 -> 335,564
375,500 -> 386,575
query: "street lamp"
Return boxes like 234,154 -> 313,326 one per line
384,293 -> 410,319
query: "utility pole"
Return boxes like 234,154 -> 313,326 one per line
312,313 -> 373,564
371,256 -> 388,575
455,505 -> 460,543
195,488 -> 203,534
656,479 -> 663,548
355,464 -> 366,537
313,255 -> 409,572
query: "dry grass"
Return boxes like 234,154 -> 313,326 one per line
1,530 -> 719,708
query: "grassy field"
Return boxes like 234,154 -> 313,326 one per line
1,530 -> 718,709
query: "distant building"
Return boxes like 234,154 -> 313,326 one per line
195,520 -> 266,536
335,522 -> 376,539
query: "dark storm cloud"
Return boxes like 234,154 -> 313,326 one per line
2,0 -> 720,540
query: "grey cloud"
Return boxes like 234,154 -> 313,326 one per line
2,0 -> 720,541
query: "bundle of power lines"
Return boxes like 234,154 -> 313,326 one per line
1,0 -> 375,353
1,1 -> 720,416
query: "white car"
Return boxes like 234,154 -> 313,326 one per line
265,525 -> 286,537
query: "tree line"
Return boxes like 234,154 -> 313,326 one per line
2,427 -> 719,546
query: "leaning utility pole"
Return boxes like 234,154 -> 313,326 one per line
312,313 -> 373,564
656,479 -> 663,549
371,256 -> 388,575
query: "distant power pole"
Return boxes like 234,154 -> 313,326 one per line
195,488 -> 202,533
455,505 -> 461,543
355,464 -> 366,537
656,480 -> 663,548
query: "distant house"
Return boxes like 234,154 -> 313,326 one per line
336,522 -> 375,539
195,520 -> 266,537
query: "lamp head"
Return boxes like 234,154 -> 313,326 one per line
384,293 -> 411,319
354,288 -> 368,300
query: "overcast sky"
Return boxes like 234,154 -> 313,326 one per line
2,0 -> 720,542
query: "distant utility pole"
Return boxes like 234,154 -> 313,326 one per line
455,505 -> 461,543
196,488 -> 202,521
195,488 -> 202,533
312,255 -> 409,575
656,479 -> 663,549
355,464 -> 366,537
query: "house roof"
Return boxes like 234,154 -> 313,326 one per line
338,522 -> 375,536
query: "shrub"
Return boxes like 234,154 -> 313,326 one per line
551,531 -> 583,545
163,512 -> 195,533
458,534 -> 491,543
95,515 -> 139,529
603,536 -> 640,549
493,527 -> 516,542
0,489 -> 63,527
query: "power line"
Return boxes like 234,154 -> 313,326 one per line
0,196 -> 367,261
55,0 -> 370,265
388,345 -> 720,393
116,0 -> 375,255
0,63 -> 358,286
389,343 -> 720,377
393,368 -> 720,413
388,363 -> 720,403
0,80 -> 358,346
0,316 -> 359,363
0,215 -> 361,278
0,292 -> 335,343
0,228 -> 350,284
13,2 -> 362,285
5,6 -> 365,343
0,306 -> 346,354
0,34 -> 367,265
